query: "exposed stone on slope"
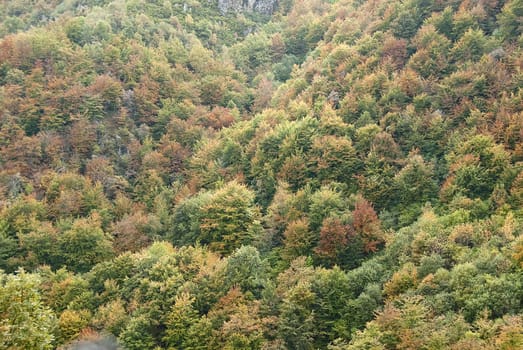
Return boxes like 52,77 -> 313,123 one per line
218,0 -> 278,15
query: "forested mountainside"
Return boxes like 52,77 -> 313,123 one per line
0,0 -> 522,348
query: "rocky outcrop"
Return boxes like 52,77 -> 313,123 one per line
218,0 -> 278,15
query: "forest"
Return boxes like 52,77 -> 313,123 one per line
0,0 -> 522,348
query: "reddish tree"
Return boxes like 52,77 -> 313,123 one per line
352,198 -> 384,253
253,77 -> 274,112
158,138 -> 190,176
200,106 -> 235,130
381,37 -> 408,69
69,120 -> 96,158
314,217 -> 355,260
111,211 -> 152,254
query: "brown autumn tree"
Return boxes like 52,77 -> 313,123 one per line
314,217 -> 355,265
352,197 -> 384,253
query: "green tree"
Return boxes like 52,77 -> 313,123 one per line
170,191 -> 212,246
498,0 -> 523,41
58,215 -> 114,273
224,246 -> 267,297
310,267 -> 353,346
282,218 -> 316,261
308,186 -> 347,231
278,281 -> 316,350
442,135 -> 511,202
0,218 -> 17,271
0,270 -> 57,349
119,314 -> 157,350
451,28 -> 489,62
200,182 -> 262,254
164,292 -> 200,348
310,135 -> 361,189
394,152 -> 438,205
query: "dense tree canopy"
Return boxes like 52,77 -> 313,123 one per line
0,0 -> 522,348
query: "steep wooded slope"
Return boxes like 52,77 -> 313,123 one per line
0,0 -> 522,349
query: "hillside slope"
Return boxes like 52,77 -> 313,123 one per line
0,0 -> 522,349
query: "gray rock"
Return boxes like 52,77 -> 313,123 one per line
218,0 -> 278,15
489,47 -> 506,61
68,337 -> 119,350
